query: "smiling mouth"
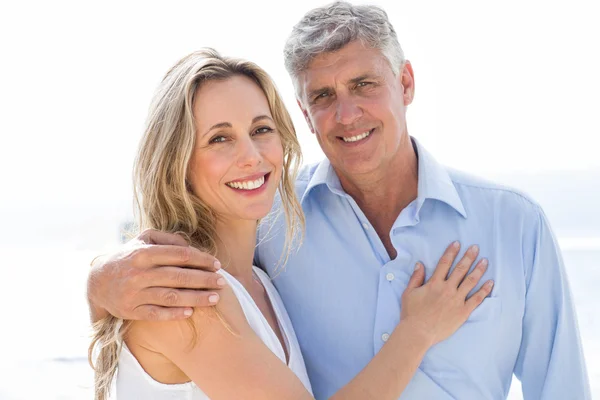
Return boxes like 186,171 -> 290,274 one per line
225,173 -> 269,190
338,128 -> 374,143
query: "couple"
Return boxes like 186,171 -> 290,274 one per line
87,2 -> 591,399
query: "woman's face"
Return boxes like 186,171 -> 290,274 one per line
188,75 -> 283,223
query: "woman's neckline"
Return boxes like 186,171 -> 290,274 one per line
220,267 -> 291,366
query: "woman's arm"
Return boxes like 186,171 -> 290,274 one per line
330,242 -> 492,399
129,242 -> 491,400
127,279 -> 313,399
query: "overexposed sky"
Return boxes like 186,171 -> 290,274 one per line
1,0 -> 599,210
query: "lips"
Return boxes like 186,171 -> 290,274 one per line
337,128 -> 375,143
225,172 -> 270,191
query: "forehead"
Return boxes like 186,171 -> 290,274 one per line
193,75 -> 271,129
299,41 -> 392,92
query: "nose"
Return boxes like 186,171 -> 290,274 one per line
335,94 -> 362,125
236,136 -> 262,168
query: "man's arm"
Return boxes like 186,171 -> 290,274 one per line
514,207 -> 591,399
130,242 -> 492,400
86,229 -> 226,322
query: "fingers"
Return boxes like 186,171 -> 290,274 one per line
457,258 -> 488,296
141,287 -> 221,308
465,280 -> 495,311
138,229 -> 189,247
132,305 -> 196,321
407,262 -> 426,289
130,245 -> 221,271
146,267 -> 227,289
431,241 -> 461,281
446,245 -> 480,287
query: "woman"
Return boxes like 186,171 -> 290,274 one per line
89,48 -> 493,399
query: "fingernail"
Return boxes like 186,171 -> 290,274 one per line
486,280 -> 494,289
470,244 -> 479,253
415,262 -> 422,271
184,309 -> 193,317
209,294 -> 219,304
479,258 -> 489,268
217,277 -> 226,287
214,260 -> 221,270
452,241 -> 460,249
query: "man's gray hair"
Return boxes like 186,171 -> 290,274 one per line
284,1 -> 405,95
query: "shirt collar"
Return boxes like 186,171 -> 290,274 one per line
301,137 -> 467,219
413,137 -> 467,218
301,157 -> 343,203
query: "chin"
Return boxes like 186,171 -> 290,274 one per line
339,155 -> 381,176
238,203 -> 274,221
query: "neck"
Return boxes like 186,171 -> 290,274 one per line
214,218 -> 258,286
336,136 -> 419,231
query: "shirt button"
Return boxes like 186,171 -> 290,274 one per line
381,333 -> 390,342
362,222 -> 370,230
386,273 -> 395,281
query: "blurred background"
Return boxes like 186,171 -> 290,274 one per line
0,0 -> 598,398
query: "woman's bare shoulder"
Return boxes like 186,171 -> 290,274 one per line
128,283 -> 251,353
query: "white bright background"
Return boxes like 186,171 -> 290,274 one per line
0,0 -> 598,399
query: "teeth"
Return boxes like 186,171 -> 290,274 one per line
226,176 -> 265,190
342,130 -> 371,142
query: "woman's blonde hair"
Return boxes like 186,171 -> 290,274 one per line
88,48 -> 304,400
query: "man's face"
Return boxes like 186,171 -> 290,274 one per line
297,40 -> 414,180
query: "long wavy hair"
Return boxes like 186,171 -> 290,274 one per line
88,48 -> 304,400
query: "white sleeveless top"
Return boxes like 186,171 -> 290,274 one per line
115,267 -> 313,399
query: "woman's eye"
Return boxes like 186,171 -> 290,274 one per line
254,126 -> 274,135
209,135 -> 227,144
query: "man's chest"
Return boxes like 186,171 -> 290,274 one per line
261,204 -> 527,391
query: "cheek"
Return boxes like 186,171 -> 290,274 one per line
188,152 -> 228,200
305,104 -> 332,131
261,136 -> 284,169
382,91 -> 404,118
362,92 -> 390,114
311,109 -> 332,132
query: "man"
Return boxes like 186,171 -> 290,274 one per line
87,2 -> 590,399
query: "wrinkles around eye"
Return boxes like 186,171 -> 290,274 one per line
209,135 -> 228,144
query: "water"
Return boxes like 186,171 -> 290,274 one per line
0,245 -> 597,399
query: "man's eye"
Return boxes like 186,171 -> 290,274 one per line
356,81 -> 371,88
314,92 -> 329,102
209,135 -> 227,144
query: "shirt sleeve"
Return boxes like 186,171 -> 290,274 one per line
514,206 -> 591,399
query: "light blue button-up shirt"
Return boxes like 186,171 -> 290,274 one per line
255,139 -> 591,400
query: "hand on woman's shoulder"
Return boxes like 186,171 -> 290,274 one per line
123,275 -> 312,400
128,279 -> 253,354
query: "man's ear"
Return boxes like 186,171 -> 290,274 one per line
400,60 -> 415,106
297,99 -> 315,134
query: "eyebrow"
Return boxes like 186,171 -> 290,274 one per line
348,74 -> 376,85
252,115 -> 273,124
307,86 -> 332,101
203,115 -> 274,137
307,74 -> 378,101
